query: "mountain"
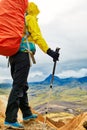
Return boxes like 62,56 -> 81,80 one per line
0,75 -> 87,89
77,76 -> 87,83
29,74 -> 87,87
0,83 -> 11,88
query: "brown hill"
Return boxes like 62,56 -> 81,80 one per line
0,95 -> 87,130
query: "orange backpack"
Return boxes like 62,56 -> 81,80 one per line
0,0 -> 28,56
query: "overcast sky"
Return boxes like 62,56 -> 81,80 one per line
0,0 -> 87,83
32,0 -> 87,62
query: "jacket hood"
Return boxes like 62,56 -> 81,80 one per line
27,2 -> 40,16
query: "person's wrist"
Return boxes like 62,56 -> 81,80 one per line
47,48 -> 51,54
47,48 -> 54,58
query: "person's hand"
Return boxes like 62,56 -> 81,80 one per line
47,48 -> 60,62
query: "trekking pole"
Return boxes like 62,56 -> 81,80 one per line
46,47 -> 60,113
43,47 -> 60,129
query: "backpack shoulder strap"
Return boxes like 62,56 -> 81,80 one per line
23,14 -> 36,64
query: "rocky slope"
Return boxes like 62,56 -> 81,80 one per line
0,95 -> 87,130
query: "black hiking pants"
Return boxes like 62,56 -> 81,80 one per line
5,51 -> 32,123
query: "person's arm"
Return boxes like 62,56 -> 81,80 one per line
26,15 -> 60,61
26,15 -> 49,53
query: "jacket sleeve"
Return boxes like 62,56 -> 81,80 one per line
26,15 -> 49,53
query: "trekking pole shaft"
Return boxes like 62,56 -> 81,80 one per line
50,47 -> 60,87
50,62 -> 56,87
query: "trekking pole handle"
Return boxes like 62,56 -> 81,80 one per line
52,47 -> 60,74
56,47 -> 60,52
55,47 -> 60,61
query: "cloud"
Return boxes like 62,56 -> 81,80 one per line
0,66 -> 11,83
37,0 -> 87,62
29,71 -> 43,78
57,68 -> 87,78
0,56 -> 8,67
0,60 -> 87,83
0,0 -> 87,82
1,0 -> 87,64
30,0 -> 87,25
28,70 -> 45,82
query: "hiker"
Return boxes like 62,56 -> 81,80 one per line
4,2 -> 60,130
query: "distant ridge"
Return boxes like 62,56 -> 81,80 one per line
0,75 -> 87,88
29,74 -> 87,87
0,83 -> 11,88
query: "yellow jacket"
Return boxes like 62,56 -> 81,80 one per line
25,2 -> 49,53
